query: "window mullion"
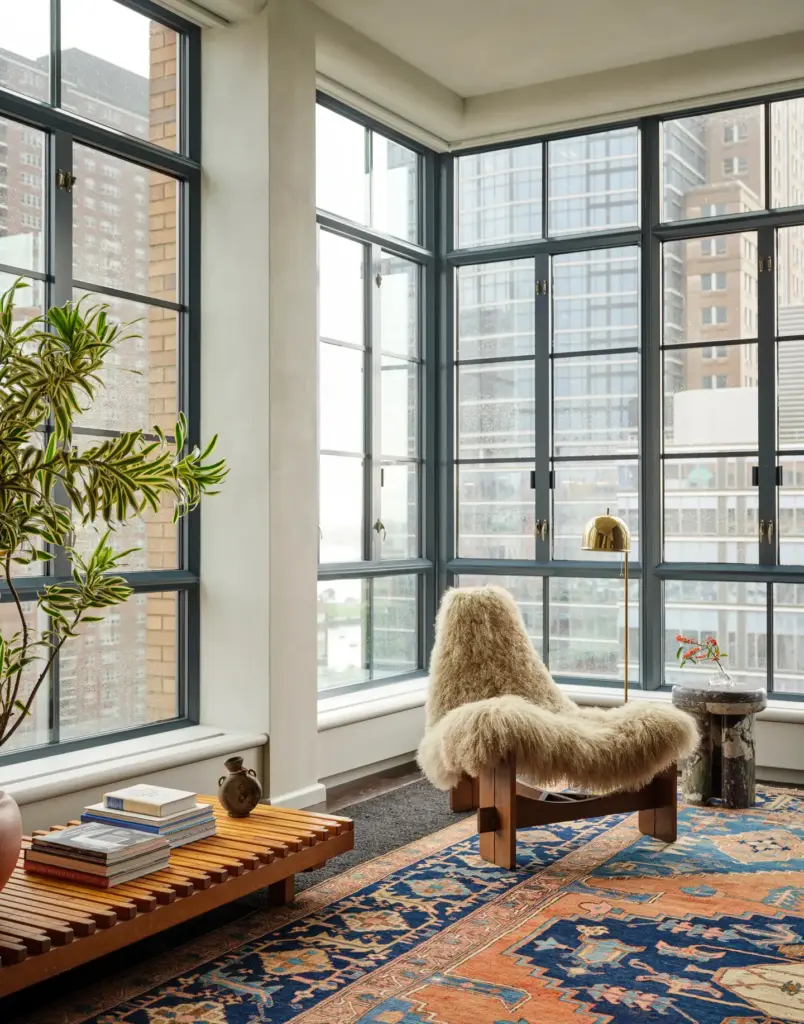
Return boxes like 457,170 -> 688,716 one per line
368,244 -> 383,560
50,0 -> 61,108
757,225 -> 777,570
535,253 -> 551,565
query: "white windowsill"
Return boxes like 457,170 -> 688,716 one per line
0,725 -> 268,807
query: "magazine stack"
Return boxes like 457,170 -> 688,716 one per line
81,784 -> 216,848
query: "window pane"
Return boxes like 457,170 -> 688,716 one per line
553,352 -> 639,457
0,118 -> 46,272
552,247 -> 639,353
381,357 -> 418,458
778,457 -> 804,566
457,260 -> 535,361
380,463 -> 418,560
773,583 -> 804,694
662,233 -> 757,346
458,362 -> 534,460
61,1 -> 179,151
771,99 -> 804,210
380,255 -> 418,358
456,143 -> 542,249
456,464 -> 535,559
319,343 -> 363,454
0,601 -> 49,751
548,128 -> 639,236
317,579 -> 369,691
73,146 -> 178,302
550,577 -> 640,682
319,231 -> 364,347
663,457 -> 758,563
776,226 -> 804,335
663,345 -> 758,453
457,575 -> 543,654
663,580 -> 765,688
0,1 -> 49,102
316,105 -> 368,224
662,107 -> 764,222
552,462 -> 639,561
59,591 -> 179,741
778,343 -> 804,449
0,274 -> 45,323
372,575 -> 418,679
372,134 -> 418,243
320,454 -> 363,563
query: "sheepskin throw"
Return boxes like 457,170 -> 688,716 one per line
417,586 -> 698,795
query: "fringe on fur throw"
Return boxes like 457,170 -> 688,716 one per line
417,586 -> 699,795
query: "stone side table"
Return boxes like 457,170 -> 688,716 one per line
671,685 -> 767,809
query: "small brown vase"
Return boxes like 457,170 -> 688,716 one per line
0,790 -> 22,892
218,756 -> 262,817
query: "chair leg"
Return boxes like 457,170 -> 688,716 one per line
638,763 -> 678,843
478,757 -> 517,869
450,775 -> 479,812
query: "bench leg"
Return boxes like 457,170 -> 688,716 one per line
266,875 -> 295,906
638,764 -> 678,844
450,775 -> 479,812
478,757 -> 516,870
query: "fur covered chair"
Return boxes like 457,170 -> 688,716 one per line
417,586 -> 699,868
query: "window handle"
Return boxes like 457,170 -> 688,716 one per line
533,518 -> 542,537
768,519 -> 775,544
373,519 -> 386,541
759,519 -> 766,542
539,518 -> 549,541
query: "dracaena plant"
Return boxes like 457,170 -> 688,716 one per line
0,280 -> 228,749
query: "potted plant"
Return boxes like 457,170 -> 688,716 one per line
676,634 -> 732,687
0,281 -> 227,890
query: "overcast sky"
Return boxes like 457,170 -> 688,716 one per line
2,0 -> 151,75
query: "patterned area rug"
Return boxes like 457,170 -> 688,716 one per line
25,789 -> 804,1023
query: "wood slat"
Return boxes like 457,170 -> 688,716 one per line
0,919 -> 53,953
190,841 -> 260,870
0,934 -> 27,965
9,874 -> 137,919
0,893 -> 96,937
0,908 -> 74,945
119,879 -> 176,905
214,828 -> 290,857
213,821 -> 305,851
0,880 -> 118,927
198,836 -> 274,864
146,871 -> 194,897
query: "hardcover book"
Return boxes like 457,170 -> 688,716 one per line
103,784 -> 196,817
83,801 -> 212,828
31,822 -> 169,864
23,856 -> 171,888
80,808 -> 214,837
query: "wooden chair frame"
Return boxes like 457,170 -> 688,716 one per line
450,760 -> 677,869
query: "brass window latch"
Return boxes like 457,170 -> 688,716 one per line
56,169 -> 77,193
373,519 -> 386,540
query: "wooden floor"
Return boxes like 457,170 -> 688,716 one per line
0,797 -> 354,997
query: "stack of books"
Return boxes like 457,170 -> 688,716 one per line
24,823 -> 171,888
80,784 -> 217,849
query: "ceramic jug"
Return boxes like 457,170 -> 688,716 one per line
218,756 -> 262,817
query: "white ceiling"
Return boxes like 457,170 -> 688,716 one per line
313,0 -> 804,97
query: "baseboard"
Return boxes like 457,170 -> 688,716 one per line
756,766 -> 804,788
269,782 -> 328,809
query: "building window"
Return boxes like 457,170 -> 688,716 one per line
701,272 -> 726,291
723,156 -> 749,175
702,305 -> 728,324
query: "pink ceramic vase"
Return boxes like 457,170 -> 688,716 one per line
0,790 -> 22,891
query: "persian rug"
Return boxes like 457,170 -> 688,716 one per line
22,788 -> 804,1024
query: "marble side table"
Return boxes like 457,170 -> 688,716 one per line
671,684 -> 767,809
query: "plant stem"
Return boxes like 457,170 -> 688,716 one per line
0,553 -> 29,740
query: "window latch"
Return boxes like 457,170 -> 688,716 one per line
373,519 -> 386,540
56,169 -> 77,193
375,272 -> 382,288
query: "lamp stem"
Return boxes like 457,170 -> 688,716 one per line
624,550 -> 629,703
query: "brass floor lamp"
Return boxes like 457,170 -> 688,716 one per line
581,509 -> 632,703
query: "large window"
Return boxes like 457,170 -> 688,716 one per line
315,101 -> 434,693
0,0 -> 200,758
449,97 -> 804,697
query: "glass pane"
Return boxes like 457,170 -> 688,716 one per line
773,583 -> 804,694
548,128 -> 639,236
456,143 -> 542,249
0,601 -> 49,751
73,146 -> 178,302
71,434 -> 179,571
372,134 -> 418,242
778,457 -> 804,566
662,233 -> 758,345
776,226 -> 804,335
59,591 -> 179,741
552,247 -> 639,353
457,575 -> 543,654
771,99 -> 804,210
319,343 -> 363,454
317,579 -> 369,692
316,105 -> 368,224
457,260 -> 535,361
379,255 -> 418,358
381,357 -> 418,458
552,461 -> 639,561
458,362 -> 535,459
319,231 -> 364,347
380,463 -> 418,560
372,575 -> 418,679
662,106 -> 764,222
662,345 -> 758,453
62,1 -> 179,151
553,352 -> 639,457
0,274 -> 45,323
0,118 -> 46,272
663,457 -> 758,563
72,292 -> 178,435
456,464 -> 535,560
663,580 -> 765,688
0,1 -> 49,102
778,343 -> 804,448
549,577 -> 640,682
320,454 -> 363,563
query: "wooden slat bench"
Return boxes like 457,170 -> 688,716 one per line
0,797 -> 353,996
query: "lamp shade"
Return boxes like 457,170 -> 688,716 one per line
581,508 -> 631,553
